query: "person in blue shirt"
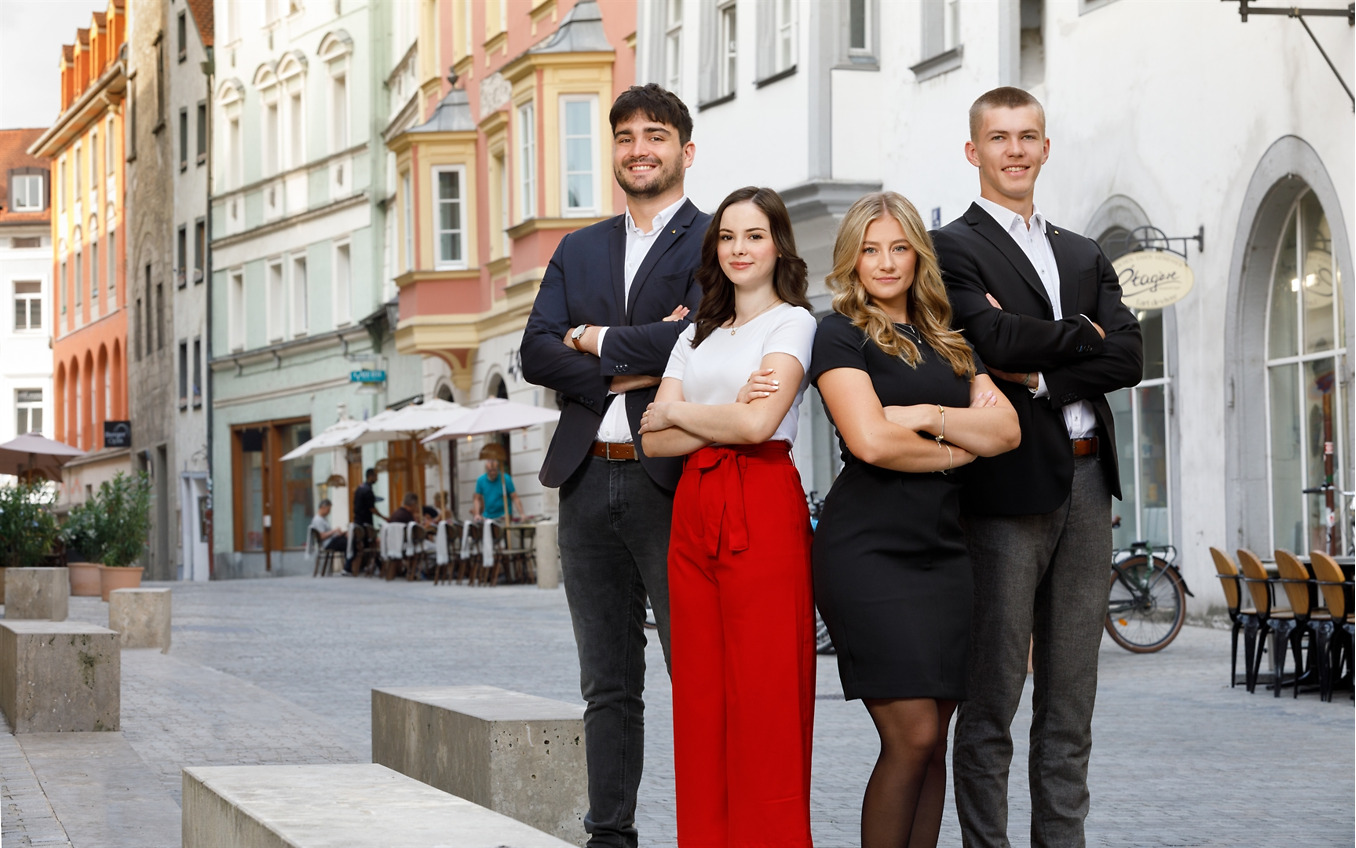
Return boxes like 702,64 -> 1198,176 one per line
472,459 -> 525,522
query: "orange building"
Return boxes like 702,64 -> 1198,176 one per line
30,0 -> 131,504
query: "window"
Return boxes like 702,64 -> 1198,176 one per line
775,0 -> 795,72
16,389 -> 42,435
229,269 -> 245,350
330,72 -> 348,153
73,144 -> 81,197
90,239 -> 99,312
1266,190 -> 1349,554
432,166 -> 467,268
10,237 -> 39,248
664,1 -> 682,92
177,225 -> 188,286
13,281 -> 41,331
1020,0 -> 1045,88
285,82 -> 304,169
156,35 -> 166,127
290,254 -> 308,337
89,129 -> 99,191
106,226 -> 116,306
176,108 -> 188,169
177,10 -> 187,61
227,115 -> 242,186
135,296 -> 143,360
400,173 -> 413,272
491,151 -> 508,258
196,101 -> 208,163
334,241 -> 351,325
194,219 -> 206,282
913,0 -> 963,80
560,96 -> 598,216
60,261 -> 67,317
263,100 -> 279,176
719,2 -> 737,98
192,337 -> 202,405
267,261 -> 285,341
178,340 -> 189,406
127,73 -> 137,159
232,419 -> 314,552
849,0 -> 872,54
156,281 -> 164,350
517,102 -> 535,221
756,0 -> 796,84
11,173 -> 44,211
74,247 -> 82,312
105,117 -> 115,174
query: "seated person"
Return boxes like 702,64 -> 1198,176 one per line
308,499 -> 348,563
472,459 -> 526,523
389,492 -> 420,525
421,504 -> 441,528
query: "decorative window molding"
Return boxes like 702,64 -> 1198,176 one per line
517,101 -> 536,221
432,165 -> 469,270
559,94 -> 599,217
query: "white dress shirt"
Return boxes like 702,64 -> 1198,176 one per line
595,195 -> 689,443
974,196 -> 1097,439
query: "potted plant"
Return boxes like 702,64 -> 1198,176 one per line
0,481 -> 61,604
87,472 -> 154,601
61,499 -> 103,596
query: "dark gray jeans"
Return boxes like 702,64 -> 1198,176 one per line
558,456 -> 674,848
953,456 -> 1112,848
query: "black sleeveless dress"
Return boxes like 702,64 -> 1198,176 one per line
810,312 -> 980,701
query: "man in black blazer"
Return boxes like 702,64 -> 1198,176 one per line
933,87 -> 1142,848
521,84 -> 709,848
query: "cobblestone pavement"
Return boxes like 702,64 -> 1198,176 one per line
2,576 -> 1352,847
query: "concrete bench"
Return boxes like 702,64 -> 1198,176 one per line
182,763 -> 576,848
109,588 -> 171,652
4,567 -> 69,621
0,620 -> 119,732
372,685 -> 586,844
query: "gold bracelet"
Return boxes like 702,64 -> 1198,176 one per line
936,404 -> 946,443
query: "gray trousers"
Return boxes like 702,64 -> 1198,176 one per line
558,456 -> 674,848
953,456 -> 1112,848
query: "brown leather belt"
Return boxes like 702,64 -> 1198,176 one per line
591,441 -> 638,461
1072,436 -> 1100,457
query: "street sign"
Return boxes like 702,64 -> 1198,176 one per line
350,370 -> 387,383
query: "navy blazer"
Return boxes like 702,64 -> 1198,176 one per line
932,202 -> 1142,515
522,199 -> 711,490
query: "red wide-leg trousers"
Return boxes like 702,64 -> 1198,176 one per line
669,442 -> 816,848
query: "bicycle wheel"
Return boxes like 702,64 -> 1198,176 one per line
1104,556 -> 1186,653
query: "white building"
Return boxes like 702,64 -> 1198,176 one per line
0,129 -> 55,463
637,0 -> 1353,612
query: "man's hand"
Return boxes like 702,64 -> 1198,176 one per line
736,368 -> 779,403
610,374 -> 661,394
987,290 -> 1105,338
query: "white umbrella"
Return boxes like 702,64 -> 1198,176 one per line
280,417 -> 367,462
421,398 -> 560,443
348,398 -> 470,446
0,433 -> 86,482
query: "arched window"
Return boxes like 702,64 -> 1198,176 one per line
1266,189 -> 1348,555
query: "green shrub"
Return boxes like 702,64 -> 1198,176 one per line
0,482 -> 60,568
72,472 -> 153,568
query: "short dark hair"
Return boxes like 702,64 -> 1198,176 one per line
318,498 -> 332,509
968,86 -> 1046,141
365,467 -> 376,478
609,84 -> 693,145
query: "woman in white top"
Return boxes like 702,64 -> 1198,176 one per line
640,186 -> 818,847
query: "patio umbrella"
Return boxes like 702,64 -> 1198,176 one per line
420,398 -> 560,443
347,398 -> 470,506
279,416 -> 367,462
0,433 -> 86,482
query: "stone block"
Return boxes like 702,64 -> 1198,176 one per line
109,588 -> 171,652
4,567 -> 69,621
0,620 -> 119,732
372,685 -> 587,846
535,520 -> 560,589
182,763 -> 576,848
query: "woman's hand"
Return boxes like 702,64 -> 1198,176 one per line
639,402 -> 675,433
662,305 -> 690,322
970,390 -> 998,408
736,368 -> 780,403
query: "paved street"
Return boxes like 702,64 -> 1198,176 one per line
1,575 -> 1352,847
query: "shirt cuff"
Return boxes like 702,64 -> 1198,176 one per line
1032,372 -> 1048,398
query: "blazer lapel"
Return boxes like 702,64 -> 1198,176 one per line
626,200 -> 700,322
1046,225 -> 1082,316
965,203 -> 1051,312
608,217 -> 627,322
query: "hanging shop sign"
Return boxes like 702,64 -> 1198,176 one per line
104,420 -> 132,448
1112,250 -> 1195,310
350,369 -> 387,383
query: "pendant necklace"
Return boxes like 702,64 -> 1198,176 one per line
728,299 -> 781,336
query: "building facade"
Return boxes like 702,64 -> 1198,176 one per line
637,0 -> 1354,611
388,0 -> 636,518
0,129 -> 55,458
209,0 -> 421,577
31,0 -> 132,507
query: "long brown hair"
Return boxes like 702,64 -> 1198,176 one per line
826,192 -> 975,378
691,186 -> 811,347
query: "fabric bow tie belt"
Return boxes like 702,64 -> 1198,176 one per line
687,441 -> 791,559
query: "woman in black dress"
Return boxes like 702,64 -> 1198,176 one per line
811,191 -> 1019,848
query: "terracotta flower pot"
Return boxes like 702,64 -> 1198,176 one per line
69,561 -> 103,597
100,565 -> 144,602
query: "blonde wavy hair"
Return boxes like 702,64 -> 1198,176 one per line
826,192 -> 975,379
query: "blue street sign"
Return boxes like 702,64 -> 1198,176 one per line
931,207 -> 942,228
350,370 -> 387,383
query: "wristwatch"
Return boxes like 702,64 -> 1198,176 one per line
570,324 -> 590,349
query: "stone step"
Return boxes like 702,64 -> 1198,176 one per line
109,587 -> 171,651
5,567 -> 70,621
182,763 -> 576,848
372,685 -> 586,844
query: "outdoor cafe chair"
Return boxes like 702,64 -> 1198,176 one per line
1309,550 -> 1353,702
1275,549 -> 1332,699
1236,548 -> 1301,694
1210,547 -> 1258,688
380,523 -> 408,581
310,528 -> 341,578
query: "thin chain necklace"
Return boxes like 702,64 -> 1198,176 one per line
727,298 -> 781,335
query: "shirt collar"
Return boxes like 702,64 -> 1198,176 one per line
625,195 -> 688,237
975,195 -> 1047,236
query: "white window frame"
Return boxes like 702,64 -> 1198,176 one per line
90,237 -> 100,315
944,0 -> 961,51
12,281 -> 42,332
718,1 -> 737,97
290,253 -> 308,337
105,117 -> 115,175
89,128 -> 99,194
284,81 -> 305,170
775,0 -> 795,73
559,95 -> 599,218
262,95 -> 281,177
16,389 -> 43,436
11,174 -> 44,211
517,102 -> 536,221
105,224 -> 116,308
229,269 -> 245,351
664,1 -> 682,93
333,240 -> 352,326
400,173 -> 413,272
266,260 -> 285,342
329,69 -> 349,154
432,164 -> 468,270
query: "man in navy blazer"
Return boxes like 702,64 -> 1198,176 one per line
521,84 -> 709,848
933,87 -> 1142,848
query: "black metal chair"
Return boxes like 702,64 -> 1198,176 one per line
310,528 -> 342,577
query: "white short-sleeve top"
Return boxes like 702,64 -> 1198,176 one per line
662,302 -> 818,445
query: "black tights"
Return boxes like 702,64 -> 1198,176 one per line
860,697 -> 958,848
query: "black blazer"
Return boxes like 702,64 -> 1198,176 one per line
932,202 -> 1142,515
522,199 -> 710,490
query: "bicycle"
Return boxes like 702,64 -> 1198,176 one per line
1104,537 -> 1193,653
